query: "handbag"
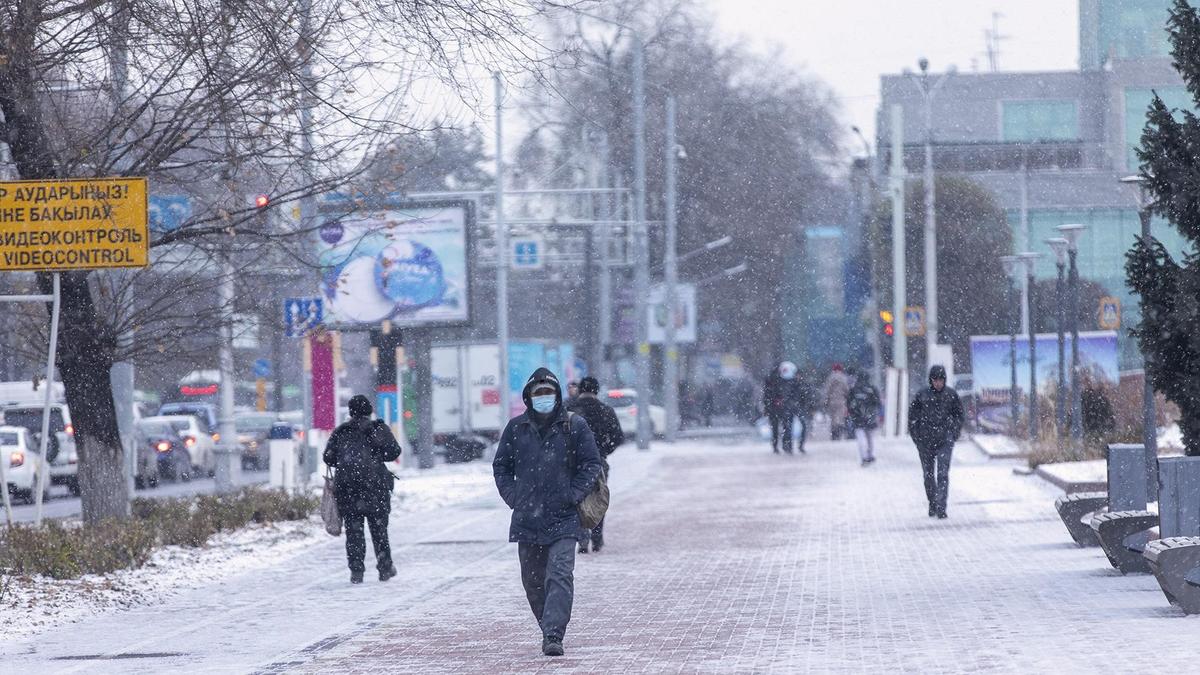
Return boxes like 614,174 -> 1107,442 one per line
320,467 -> 342,537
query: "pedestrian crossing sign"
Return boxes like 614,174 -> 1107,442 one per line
1099,296 -> 1120,330
904,306 -> 925,337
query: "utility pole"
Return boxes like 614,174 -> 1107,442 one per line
663,96 -> 679,442
632,36 -> 651,450
494,73 -> 510,424
595,130 -> 613,385
889,104 -> 907,373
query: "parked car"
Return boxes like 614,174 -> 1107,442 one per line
138,415 -> 216,477
0,425 -> 52,504
157,402 -> 220,442
604,389 -> 666,438
1,403 -> 79,496
235,413 -> 277,470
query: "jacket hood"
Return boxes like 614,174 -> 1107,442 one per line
928,365 -> 947,384
522,367 -> 563,413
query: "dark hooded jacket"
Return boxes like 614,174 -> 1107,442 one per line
493,368 -> 604,545
907,365 -> 964,449
323,412 -> 403,516
566,394 -> 625,464
846,378 -> 881,431
763,371 -> 803,417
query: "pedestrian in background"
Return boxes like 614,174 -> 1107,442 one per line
908,365 -> 964,519
567,376 -> 625,554
323,395 -> 402,584
566,380 -> 580,404
846,368 -> 881,466
763,361 -> 802,454
493,368 -> 603,657
821,364 -> 851,441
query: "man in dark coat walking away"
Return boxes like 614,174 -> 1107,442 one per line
763,361 -> 802,454
846,368 -> 881,466
323,395 -> 403,583
493,368 -> 603,657
908,365 -> 964,518
567,376 -> 625,554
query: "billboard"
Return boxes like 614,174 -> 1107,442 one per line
647,283 -> 698,344
316,201 -> 473,327
969,330 -> 1119,431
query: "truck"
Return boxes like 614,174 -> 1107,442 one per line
0,380 -> 80,495
430,341 -> 581,462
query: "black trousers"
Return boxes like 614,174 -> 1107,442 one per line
769,412 -> 793,451
918,441 -> 954,514
519,539 -> 576,640
344,512 -> 392,573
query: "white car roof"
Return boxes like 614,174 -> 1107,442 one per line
141,415 -> 198,425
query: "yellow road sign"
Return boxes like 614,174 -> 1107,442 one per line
1098,296 -> 1121,330
0,177 -> 148,271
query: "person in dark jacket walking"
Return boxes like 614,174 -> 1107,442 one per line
846,369 -> 881,466
763,361 -> 803,454
566,376 -> 625,554
323,395 -> 403,583
907,365 -> 964,518
493,368 -> 603,657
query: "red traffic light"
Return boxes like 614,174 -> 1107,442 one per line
254,194 -> 270,208
884,324 -> 894,336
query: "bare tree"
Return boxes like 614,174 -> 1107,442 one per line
0,0 -> 561,523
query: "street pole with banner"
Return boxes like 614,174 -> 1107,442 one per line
494,72 -> 511,425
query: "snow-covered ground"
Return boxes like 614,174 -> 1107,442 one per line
0,461 -> 497,640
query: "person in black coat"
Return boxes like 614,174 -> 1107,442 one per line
846,369 -> 881,466
493,368 -> 603,657
323,394 -> 403,583
907,365 -> 964,519
566,376 -> 625,553
763,361 -> 803,454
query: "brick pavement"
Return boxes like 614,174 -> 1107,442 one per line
10,435 -> 1200,673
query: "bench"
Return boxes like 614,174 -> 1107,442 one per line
1144,537 -> 1200,614
1090,510 -> 1159,574
1054,492 -> 1107,547
1055,444 -> 1157,548
1139,456 -> 1200,612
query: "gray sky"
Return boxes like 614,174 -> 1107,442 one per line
707,0 -> 1079,145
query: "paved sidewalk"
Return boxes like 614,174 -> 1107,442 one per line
7,436 -> 1200,673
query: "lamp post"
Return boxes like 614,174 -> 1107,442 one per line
1000,255 -> 1021,437
1057,223 -> 1087,442
1018,252 -> 1043,439
905,58 -> 956,376
664,95 -> 679,443
1121,174 -> 1157,454
1046,237 -> 1070,440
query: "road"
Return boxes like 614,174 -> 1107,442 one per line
5,470 -> 269,523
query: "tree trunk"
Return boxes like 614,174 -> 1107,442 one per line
38,271 -> 129,522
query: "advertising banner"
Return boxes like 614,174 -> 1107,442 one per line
316,201 -> 472,327
969,330 -> 1119,432
647,283 -> 698,344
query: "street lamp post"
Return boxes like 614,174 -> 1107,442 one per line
664,95 -> 679,442
906,58 -> 956,375
1046,237 -> 1069,440
1121,175 -> 1157,454
1000,255 -> 1021,437
1057,223 -> 1087,443
1018,252 -> 1043,439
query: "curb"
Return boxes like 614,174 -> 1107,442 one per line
1033,464 -> 1106,494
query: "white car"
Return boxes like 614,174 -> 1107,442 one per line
1,404 -> 79,495
0,425 -> 52,504
603,389 -> 666,438
138,415 -> 216,476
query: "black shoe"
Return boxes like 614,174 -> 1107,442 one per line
350,570 -> 364,584
542,637 -> 564,657
379,565 -> 397,582
798,446 -> 806,454
783,448 -> 793,455
937,512 -> 948,519
578,542 -> 589,554
928,505 -> 936,518
772,448 -> 780,454
591,539 -> 603,553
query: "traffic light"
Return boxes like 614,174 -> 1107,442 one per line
879,310 -> 894,337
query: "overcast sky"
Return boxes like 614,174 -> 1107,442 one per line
706,0 -> 1080,146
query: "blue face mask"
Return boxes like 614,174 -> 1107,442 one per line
531,394 -> 557,414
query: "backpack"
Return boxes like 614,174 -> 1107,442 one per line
335,420 -> 395,493
564,412 -> 609,530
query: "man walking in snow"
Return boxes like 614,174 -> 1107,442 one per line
567,376 -> 625,553
763,361 -> 803,454
493,368 -> 603,657
821,364 -> 851,440
846,368 -> 881,466
908,365 -> 964,519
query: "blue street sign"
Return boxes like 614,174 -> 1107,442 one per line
253,358 -> 271,378
284,297 -> 324,338
148,195 -> 192,233
512,238 -> 542,269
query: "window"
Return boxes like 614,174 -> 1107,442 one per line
1098,0 -> 1175,62
1125,86 -> 1193,169
1002,101 -> 1079,142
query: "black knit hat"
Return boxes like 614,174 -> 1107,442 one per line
348,394 -> 373,418
579,376 -> 600,394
